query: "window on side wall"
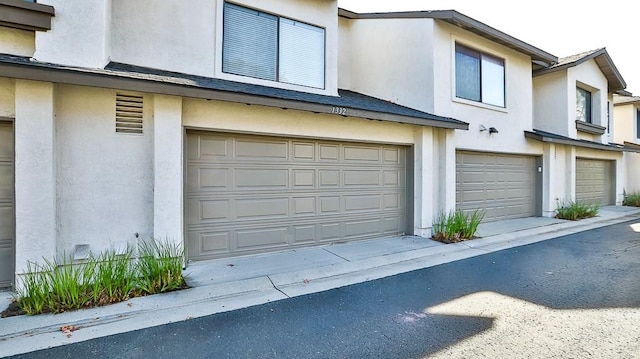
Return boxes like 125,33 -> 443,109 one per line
636,109 -> 640,139
455,43 -> 505,107
222,2 -> 325,89
576,87 -> 592,123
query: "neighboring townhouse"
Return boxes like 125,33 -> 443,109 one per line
612,95 -> 640,194
338,9 -> 559,222
0,0 -> 472,288
532,48 -> 627,211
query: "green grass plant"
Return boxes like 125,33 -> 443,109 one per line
432,209 -> 484,243
623,192 -> 640,207
555,200 -> 599,220
137,239 -> 186,295
91,248 -> 136,306
14,239 -> 186,316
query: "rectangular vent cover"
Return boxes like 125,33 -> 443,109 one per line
116,93 -> 143,134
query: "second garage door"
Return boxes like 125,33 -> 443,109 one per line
185,132 -> 409,261
576,158 -> 615,205
456,151 -> 539,222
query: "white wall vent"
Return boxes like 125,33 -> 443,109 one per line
116,92 -> 144,134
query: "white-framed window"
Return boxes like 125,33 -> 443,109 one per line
576,87 -> 592,123
455,43 -> 505,107
222,2 -> 325,89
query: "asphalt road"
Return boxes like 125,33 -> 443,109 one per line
11,219 -> 640,358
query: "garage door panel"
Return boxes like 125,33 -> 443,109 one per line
345,218 -> 382,239
384,148 -> 400,163
319,170 -> 340,187
292,142 -> 315,160
456,151 -> 536,222
236,227 -> 289,251
235,138 -> 288,160
199,136 -> 230,158
344,170 -> 381,186
344,194 -> 381,212
320,196 -> 340,213
235,168 -> 288,189
343,146 -> 380,162
293,170 -> 315,187
319,145 -> 339,161
186,132 -> 408,261
292,197 -> 316,216
576,159 -> 614,205
293,225 -> 315,244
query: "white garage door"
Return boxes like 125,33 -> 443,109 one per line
456,151 -> 538,222
576,158 -> 615,205
185,132 -> 409,261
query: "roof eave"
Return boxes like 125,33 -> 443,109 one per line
338,8 -> 557,65
0,59 -> 468,131
533,49 -> 627,92
524,130 -> 623,152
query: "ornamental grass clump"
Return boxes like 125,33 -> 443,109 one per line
555,200 -> 599,221
137,239 -> 186,295
623,192 -> 640,207
432,209 -> 484,243
11,239 -> 186,316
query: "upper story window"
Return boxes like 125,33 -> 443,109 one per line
222,2 -> 325,89
455,43 -> 505,108
576,87 -> 592,123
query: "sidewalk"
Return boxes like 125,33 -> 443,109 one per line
1,206 -> 639,357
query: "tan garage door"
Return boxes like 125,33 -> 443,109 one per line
185,132 -> 409,261
576,158 -> 614,205
0,123 -> 14,288
456,151 -> 538,222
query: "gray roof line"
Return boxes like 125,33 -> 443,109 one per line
0,54 -> 468,130
533,48 -> 627,92
524,129 -> 624,152
613,95 -> 640,106
338,8 -> 557,65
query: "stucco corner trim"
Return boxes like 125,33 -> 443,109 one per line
575,121 -> 606,135
0,0 -> 54,32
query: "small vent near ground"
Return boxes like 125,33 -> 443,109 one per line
116,93 -> 143,134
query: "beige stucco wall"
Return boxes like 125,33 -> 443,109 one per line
0,78 -> 14,118
55,85 -> 154,257
613,103 -> 638,144
612,103 -> 640,194
111,0 -> 216,78
338,17 -> 434,113
623,152 -> 640,194
533,71 -> 570,136
0,27 -> 34,57
35,0 -> 111,68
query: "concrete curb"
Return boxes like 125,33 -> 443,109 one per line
1,210 -> 639,357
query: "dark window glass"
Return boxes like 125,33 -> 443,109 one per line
455,43 -> 505,107
576,87 -> 592,123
